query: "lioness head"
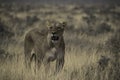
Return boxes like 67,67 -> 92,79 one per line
47,21 -> 66,44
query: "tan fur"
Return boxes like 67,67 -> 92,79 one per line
24,21 -> 66,74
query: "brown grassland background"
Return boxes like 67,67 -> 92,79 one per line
0,3 -> 120,80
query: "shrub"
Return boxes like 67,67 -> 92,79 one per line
80,23 -> 113,36
26,15 -> 39,26
106,31 -> 120,54
81,55 -> 120,80
0,21 -> 14,38
96,23 -> 113,34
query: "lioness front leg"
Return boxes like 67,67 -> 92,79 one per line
44,49 -> 57,74
43,57 -> 51,76
55,57 -> 64,74
55,51 -> 65,74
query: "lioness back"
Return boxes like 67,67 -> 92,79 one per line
25,27 -> 49,55
26,27 -> 48,41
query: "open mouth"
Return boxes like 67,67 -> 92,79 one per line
51,36 -> 59,41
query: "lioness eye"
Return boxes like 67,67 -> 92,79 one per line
49,27 -> 53,29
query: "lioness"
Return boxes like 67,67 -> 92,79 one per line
24,21 -> 66,74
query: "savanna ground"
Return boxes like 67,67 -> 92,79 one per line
0,3 -> 120,80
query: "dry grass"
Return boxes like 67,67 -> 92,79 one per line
0,3 -> 120,80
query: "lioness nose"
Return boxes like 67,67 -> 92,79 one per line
52,32 -> 57,34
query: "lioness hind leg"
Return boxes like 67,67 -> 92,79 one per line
30,53 -> 37,73
24,36 -> 34,69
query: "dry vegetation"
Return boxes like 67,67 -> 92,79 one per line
0,3 -> 120,80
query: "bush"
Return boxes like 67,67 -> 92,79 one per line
80,55 -> 120,80
106,31 -> 120,54
26,15 -> 39,26
81,23 -> 113,36
0,21 -> 14,38
82,14 -> 96,25
0,49 -> 9,62
105,31 -> 120,80
96,23 -> 113,34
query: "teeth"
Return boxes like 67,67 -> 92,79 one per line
52,40 -> 58,43
51,36 -> 59,41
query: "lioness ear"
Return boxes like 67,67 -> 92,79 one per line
46,21 -> 51,28
62,21 -> 67,28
